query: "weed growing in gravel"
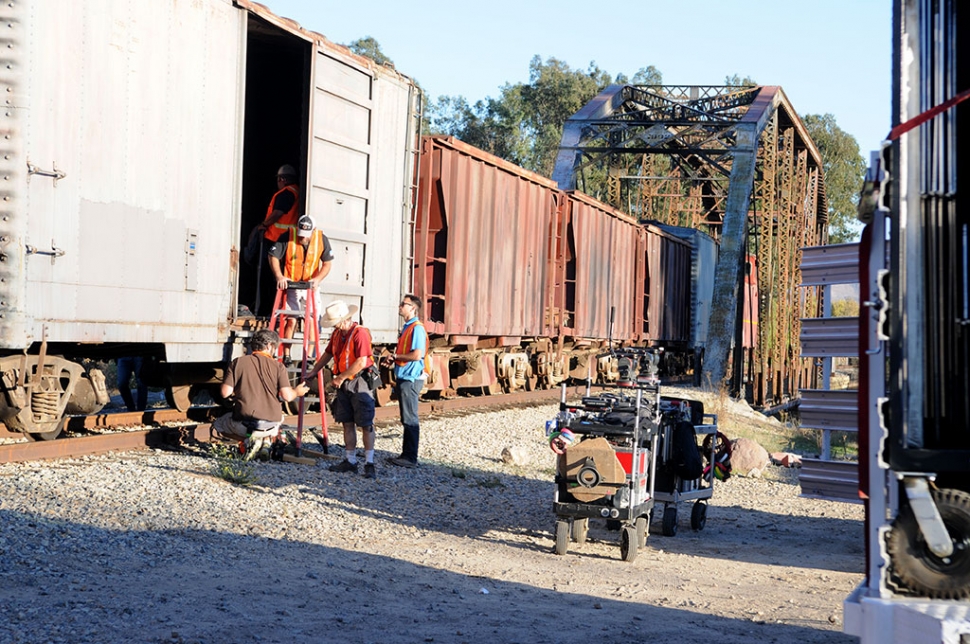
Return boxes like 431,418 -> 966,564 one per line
474,475 -> 505,489
209,443 -> 258,486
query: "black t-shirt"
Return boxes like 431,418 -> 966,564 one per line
268,232 -> 335,264
271,189 -> 296,215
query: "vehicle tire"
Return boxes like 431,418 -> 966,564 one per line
690,502 -> 708,531
571,518 -> 589,545
554,520 -> 570,556
635,515 -> 649,549
620,525 -> 638,562
662,505 -> 678,537
887,488 -> 970,599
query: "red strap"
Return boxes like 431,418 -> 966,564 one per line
887,87 -> 970,141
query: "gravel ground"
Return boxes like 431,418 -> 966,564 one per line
0,402 -> 864,644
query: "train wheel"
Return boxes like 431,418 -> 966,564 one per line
374,385 -> 392,407
662,505 -> 678,537
571,518 -> 588,545
554,520 -> 569,556
26,416 -> 66,442
635,515 -> 649,548
887,488 -> 970,599
690,502 -> 708,531
165,385 -> 193,412
620,525 -> 638,562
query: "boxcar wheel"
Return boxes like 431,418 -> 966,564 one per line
662,505 -> 678,537
887,488 -> 970,599
571,518 -> 589,545
690,502 -> 708,531
165,385 -> 193,412
620,525 -> 638,562
27,416 -> 66,442
554,520 -> 570,556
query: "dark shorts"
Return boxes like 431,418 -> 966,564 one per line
331,376 -> 375,427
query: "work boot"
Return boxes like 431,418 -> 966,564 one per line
329,459 -> 358,473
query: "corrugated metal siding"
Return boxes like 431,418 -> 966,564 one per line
566,193 -> 639,340
656,225 -> 718,349
308,46 -> 416,344
414,137 -> 557,339
18,0 -> 244,359
643,226 -> 692,343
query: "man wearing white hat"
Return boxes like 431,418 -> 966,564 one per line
267,214 -> 333,365
304,301 -> 380,479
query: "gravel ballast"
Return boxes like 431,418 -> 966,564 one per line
0,403 -> 864,644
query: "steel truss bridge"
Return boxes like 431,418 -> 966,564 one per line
553,85 -> 828,407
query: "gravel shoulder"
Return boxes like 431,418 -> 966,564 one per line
0,403 -> 863,644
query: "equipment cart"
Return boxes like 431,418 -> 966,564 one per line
550,348 -> 662,562
652,396 -> 722,536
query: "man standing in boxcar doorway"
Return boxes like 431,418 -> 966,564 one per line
256,164 -> 300,244
384,294 -> 428,469
248,164 -> 300,314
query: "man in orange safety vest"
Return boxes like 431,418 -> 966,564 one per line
267,215 -> 334,365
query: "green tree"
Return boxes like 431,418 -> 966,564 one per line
430,56 -> 647,176
724,74 -> 758,87
803,113 -> 867,243
346,37 -> 394,67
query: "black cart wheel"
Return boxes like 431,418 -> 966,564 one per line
662,505 -> 678,537
635,515 -> 649,548
620,525 -> 638,562
690,502 -> 708,531
571,518 -> 589,545
554,520 -> 570,556
887,488 -> 970,599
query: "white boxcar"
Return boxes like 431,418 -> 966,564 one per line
0,0 -> 419,436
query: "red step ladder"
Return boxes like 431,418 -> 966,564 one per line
268,281 -> 328,454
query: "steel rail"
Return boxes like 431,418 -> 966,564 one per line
0,387 -> 582,464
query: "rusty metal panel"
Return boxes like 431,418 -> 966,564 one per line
799,388 -> 859,432
657,225 -> 718,348
800,243 -> 860,286
641,225 -> 693,343
566,192 -> 640,340
800,317 -> 859,357
413,137 -> 558,340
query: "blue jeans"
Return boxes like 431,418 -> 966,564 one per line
117,357 -> 147,412
396,379 -> 421,462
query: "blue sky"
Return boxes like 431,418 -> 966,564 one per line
264,0 -> 892,160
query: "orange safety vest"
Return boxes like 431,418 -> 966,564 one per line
331,325 -> 374,374
395,319 -> 432,379
283,230 -> 324,281
263,184 -> 299,242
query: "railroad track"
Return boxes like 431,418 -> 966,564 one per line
0,387 -> 577,464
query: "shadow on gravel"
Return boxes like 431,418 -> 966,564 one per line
0,508 -> 856,644
153,438 -> 865,576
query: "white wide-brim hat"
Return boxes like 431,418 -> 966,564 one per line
321,300 -> 358,327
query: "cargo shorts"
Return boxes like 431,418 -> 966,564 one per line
330,375 -> 375,427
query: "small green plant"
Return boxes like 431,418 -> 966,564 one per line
450,467 -> 467,479
210,443 -> 258,486
474,475 -> 505,489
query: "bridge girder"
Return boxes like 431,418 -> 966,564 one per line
553,85 -> 828,405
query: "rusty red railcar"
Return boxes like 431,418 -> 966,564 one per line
642,222 -> 693,346
555,191 -> 641,345
413,136 -> 560,391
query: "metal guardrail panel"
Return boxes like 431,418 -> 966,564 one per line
800,243 -> 860,286
798,458 -> 860,502
799,388 -> 859,431
800,317 -> 859,357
